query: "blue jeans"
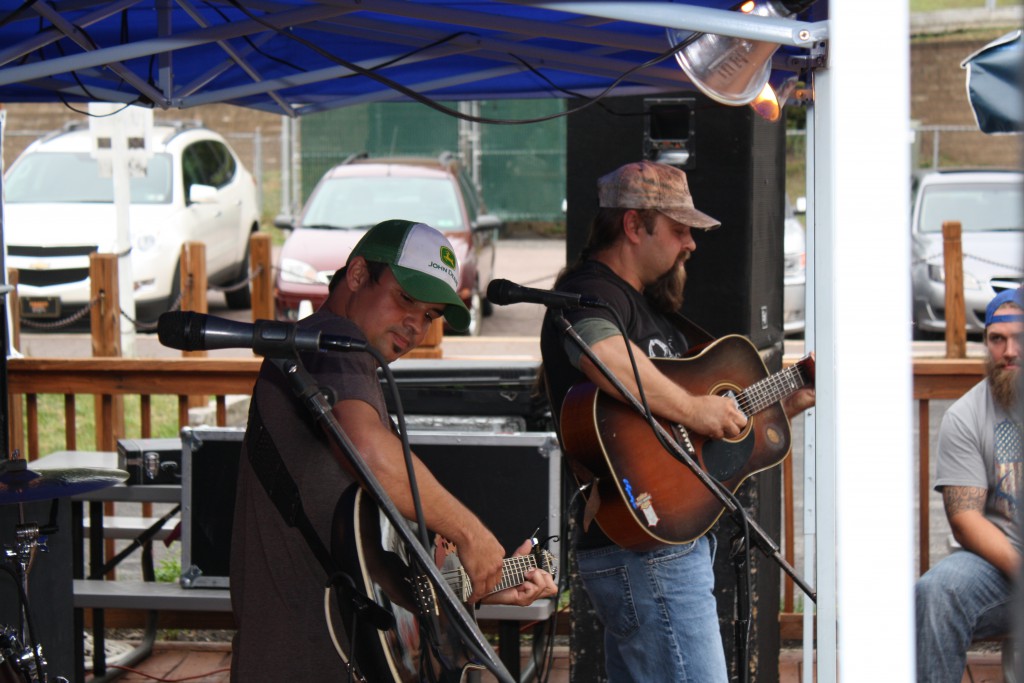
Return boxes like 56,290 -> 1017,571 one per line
915,550 -> 1012,683
576,536 -> 728,683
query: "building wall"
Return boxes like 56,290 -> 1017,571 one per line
910,33 -> 1023,169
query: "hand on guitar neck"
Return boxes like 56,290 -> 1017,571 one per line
781,351 -> 816,418
475,538 -> 558,606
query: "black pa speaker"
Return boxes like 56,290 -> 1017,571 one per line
566,92 -> 786,353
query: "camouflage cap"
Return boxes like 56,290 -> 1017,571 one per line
597,160 -> 720,230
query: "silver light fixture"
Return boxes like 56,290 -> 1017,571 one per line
667,0 -> 815,107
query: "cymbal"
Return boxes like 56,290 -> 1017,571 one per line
0,461 -> 129,505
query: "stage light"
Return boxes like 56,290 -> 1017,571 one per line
751,77 -> 800,122
667,0 -> 816,107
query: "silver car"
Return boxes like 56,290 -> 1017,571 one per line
783,200 -> 806,337
911,169 -> 1024,338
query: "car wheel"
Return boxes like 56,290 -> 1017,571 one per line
463,288 -> 484,336
224,239 -> 252,310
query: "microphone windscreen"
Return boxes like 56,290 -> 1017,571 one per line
486,279 -> 516,306
157,311 -> 202,351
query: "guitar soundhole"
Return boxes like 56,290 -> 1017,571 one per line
704,387 -> 754,481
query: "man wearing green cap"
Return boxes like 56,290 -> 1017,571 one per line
916,287 -> 1023,683
230,220 -> 556,680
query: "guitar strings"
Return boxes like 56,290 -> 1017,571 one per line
734,364 -> 809,416
441,555 -> 540,595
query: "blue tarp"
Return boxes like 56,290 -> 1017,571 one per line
0,1 -> 827,117
962,29 -> 1023,135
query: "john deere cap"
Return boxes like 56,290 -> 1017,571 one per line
348,219 -> 470,331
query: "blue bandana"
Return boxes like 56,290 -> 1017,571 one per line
985,288 -> 1024,327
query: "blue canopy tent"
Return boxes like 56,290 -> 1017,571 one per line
962,29 -> 1023,135
0,3 -> 921,682
0,2 -> 826,115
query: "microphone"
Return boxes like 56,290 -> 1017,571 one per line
486,279 -> 603,309
157,311 -> 366,357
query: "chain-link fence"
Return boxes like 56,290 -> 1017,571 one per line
299,100 -> 567,223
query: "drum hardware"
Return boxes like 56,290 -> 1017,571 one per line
1,453 -> 126,682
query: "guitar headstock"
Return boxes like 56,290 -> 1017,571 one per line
796,353 -> 816,386
532,546 -> 558,583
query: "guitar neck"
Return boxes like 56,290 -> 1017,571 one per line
445,554 -> 542,602
736,359 -> 811,417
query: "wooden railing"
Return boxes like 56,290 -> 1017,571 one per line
777,355 -> 985,639
6,354 -> 986,634
7,357 -> 262,457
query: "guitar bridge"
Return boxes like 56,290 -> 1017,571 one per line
410,576 -> 439,616
671,423 -> 696,456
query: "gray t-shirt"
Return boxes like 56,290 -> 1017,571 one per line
934,378 -> 1022,551
230,309 -> 387,680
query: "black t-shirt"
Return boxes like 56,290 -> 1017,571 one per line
540,260 -> 689,548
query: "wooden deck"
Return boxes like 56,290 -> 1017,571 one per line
95,641 -> 1010,682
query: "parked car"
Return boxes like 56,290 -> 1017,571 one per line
3,121 -> 259,323
274,153 -> 502,336
783,198 -> 806,336
911,169 -> 1023,338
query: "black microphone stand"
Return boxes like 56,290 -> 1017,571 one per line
554,314 -> 815,681
266,355 -> 515,683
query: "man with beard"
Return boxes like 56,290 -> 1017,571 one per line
539,161 -> 815,682
916,287 -> 1023,683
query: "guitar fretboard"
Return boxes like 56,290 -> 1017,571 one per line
444,554 -> 547,601
735,359 -> 811,417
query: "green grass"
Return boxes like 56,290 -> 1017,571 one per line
24,393 -> 183,458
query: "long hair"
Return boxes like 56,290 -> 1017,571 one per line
538,207 -> 683,407
555,207 -> 684,313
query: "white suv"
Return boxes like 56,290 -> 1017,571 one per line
3,121 -> 259,324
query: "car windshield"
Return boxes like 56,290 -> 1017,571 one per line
4,151 -> 173,204
919,182 -> 1023,234
300,175 -> 462,232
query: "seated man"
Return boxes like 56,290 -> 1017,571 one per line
916,288 -> 1023,683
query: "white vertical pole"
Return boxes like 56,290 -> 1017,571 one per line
829,2 -> 915,682
801,96 -> 817,683
280,116 -> 291,219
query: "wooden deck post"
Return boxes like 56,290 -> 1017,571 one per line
249,232 -> 273,322
180,243 -> 210,413
942,220 -> 966,359
89,252 -> 125,573
7,268 -> 24,458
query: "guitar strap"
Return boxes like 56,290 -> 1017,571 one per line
246,399 -> 338,575
667,311 -> 716,351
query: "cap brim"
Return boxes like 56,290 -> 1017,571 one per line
390,265 -> 471,332
660,206 -> 721,230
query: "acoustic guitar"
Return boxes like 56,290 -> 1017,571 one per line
559,334 -> 814,551
330,484 -> 557,683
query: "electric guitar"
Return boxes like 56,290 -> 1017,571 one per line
330,484 -> 557,683
559,334 -> 814,551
